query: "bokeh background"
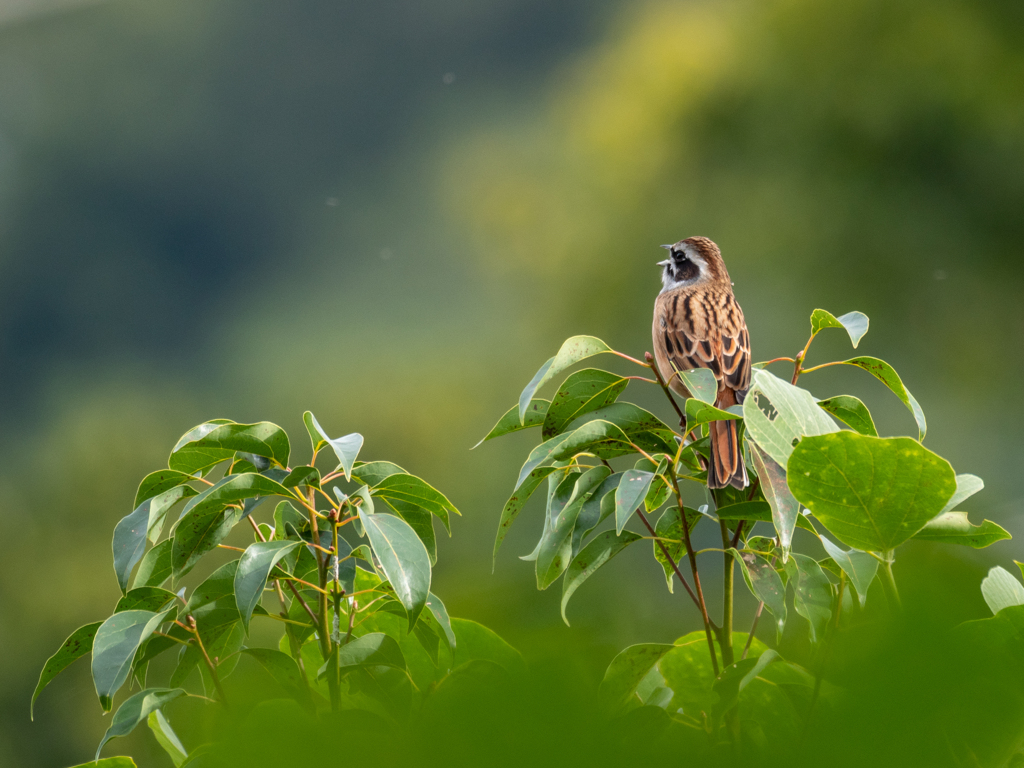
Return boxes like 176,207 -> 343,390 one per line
1,0 -> 1022,765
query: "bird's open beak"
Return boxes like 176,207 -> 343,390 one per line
660,244 -> 673,250
657,259 -> 671,266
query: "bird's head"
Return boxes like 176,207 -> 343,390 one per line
657,236 -> 729,293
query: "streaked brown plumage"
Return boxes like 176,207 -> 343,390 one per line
652,236 -> 750,489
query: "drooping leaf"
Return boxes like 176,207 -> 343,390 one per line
571,472 -> 622,554
672,366 -> 718,405
303,411 -> 363,479
358,506 -> 431,629
147,710 -> 187,767
473,399 -> 549,447
820,537 -> 879,607
133,539 -> 173,589
31,622 -> 103,719
599,644 -> 676,714
981,566 -> 1024,615
833,357 -> 927,441
652,505 -> 700,592
95,688 -> 186,760
561,531 -> 643,625
371,473 -> 460,533
748,443 -> 800,561
542,369 -> 628,439
425,592 -> 456,650
913,512 -> 1010,549
518,336 -> 613,422
536,466 -> 611,589
113,486 -> 197,593
135,470 -> 194,508
92,608 -> 175,711
730,549 -> 787,637
234,541 -> 302,631
784,554 -> 832,643
809,309 -> 869,348
742,369 -> 838,467
493,465 -> 560,566
941,474 -> 985,515
172,505 -> 244,581
614,470 -> 655,534
684,398 -> 741,435
816,395 -> 878,437
787,431 -> 956,552
170,420 -> 289,473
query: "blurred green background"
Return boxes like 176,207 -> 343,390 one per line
2,0 -> 1022,765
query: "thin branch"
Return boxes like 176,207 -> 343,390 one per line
741,604 -> 764,660
635,508 -> 700,611
610,350 -> 650,368
186,616 -> 229,708
644,352 -> 686,427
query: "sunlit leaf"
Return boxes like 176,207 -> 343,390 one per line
371,473 -> 460,534
542,369 -> 628,439
113,485 -> 197,593
683,397 -> 740,435
518,336 -> 613,422
742,369 -> 838,467
671,366 -> 718,405
729,549 -> 786,637
833,357 -> 927,440
514,420 -> 630,490
147,710 -> 187,767
234,541 -> 302,631
816,395 -> 878,437
170,420 -> 289,473
303,411 -> 363,479
819,537 -> 878,607
134,470 -> 193,508
31,621 -> 103,720
473,399 -> 549,447
351,461 -> 406,487
172,505 -> 244,581
358,506 -> 431,629
92,608 -> 175,711
941,473 -> 985,515
913,512 -> 1010,549
748,443 -> 800,561
95,688 -> 186,760
981,566 -> 1024,615
614,469 -> 655,534
809,309 -> 869,348
788,431 -> 956,552
425,592 -> 456,650
561,530 -> 642,625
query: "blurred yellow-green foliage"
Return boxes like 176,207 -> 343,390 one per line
1,0 -> 1022,765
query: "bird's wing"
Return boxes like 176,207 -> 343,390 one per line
664,292 -> 750,397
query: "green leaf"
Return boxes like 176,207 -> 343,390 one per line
942,473 -> 985,514
514,420 -> 630,491
135,470 -> 194,508
653,506 -> 700,592
170,420 -> 290,473
351,461 -> 407,487
185,560 -> 240,613
31,621 -> 103,720
333,633 -> 407,674
816,395 -> 878,437
113,486 -> 197,593
715,500 -> 816,534
450,618 -> 525,674
239,648 -> 313,710
95,688 -> 186,760
673,366 -> 718,404
787,431 -> 956,552
133,539 -> 173,589
273,501 -> 305,541
743,369 -> 839,468
784,554 -> 832,643
913,512 -> 1010,549
820,537 -> 879,607
810,309 -> 869,348
518,336 -> 613,422
234,541 -> 302,631
303,411 -> 362,479
371,473 -> 460,534
172,505 -> 244,581
713,649 -> 781,715
493,466 -> 560,566
473,399 -> 549,447
179,472 -> 291,522
147,710 -> 187,767
358,506 -> 431,629
834,357 -> 927,441
92,608 -> 175,711
561,530 -> 643,625
571,472 -> 622,554
684,398 -> 741,433
542,369 -> 628,440
282,466 -> 321,490
425,592 -> 456,650
599,644 -> 676,714
114,587 -> 177,614
536,466 -> 611,589
748,443 -> 800,560
730,549 -> 786,637
68,759 -> 137,768
567,403 -> 677,456
982,566 -> 1024,615
614,470 -> 655,534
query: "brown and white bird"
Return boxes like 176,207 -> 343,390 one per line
652,236 -> 751,490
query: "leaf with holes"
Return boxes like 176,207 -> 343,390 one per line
743,369 -> 838,467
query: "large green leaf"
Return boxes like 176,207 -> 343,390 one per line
135,470 -> 194,508
92,608 -> 175,711
536,466 -> 611,589
784,554 -> 832,643
31,621 -> 103,719
518,335 -> 612,422
599,644 -> 676,714
816,395 -> 878,437
748,443 -> 800,560
239,648 -> 313,710
170,420 -> 289,473
133,540 -> 173,589
542,369 -> 628,439
809,309 -> 869,348
303,411 -> 362,479
820,537 -> 878,607
147,710 -> 187,767
614,470 -> 655,534
560,530 -> 643,625
178,472 -> 291,522
834,357 -> 927,440
113,485 -> 197,593
371,473 -> 460,533
913,512 -> 1010,549
358,506 -> 431,629
234,541 -> 302,631
351,460 -> 407,487
787,431 -> 956,552
514,420 -> 630,490
982,567 -> 1024,615
172,505 -> 244,580
743,369 -> 838,467
730,549 -> 787,637
95,688 -> 186,760
566,403 -> 677,456
473,399 -> 549,447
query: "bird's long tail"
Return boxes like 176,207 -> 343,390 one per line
708,389 -> 748,490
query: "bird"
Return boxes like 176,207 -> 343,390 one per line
652,236 -> 750,490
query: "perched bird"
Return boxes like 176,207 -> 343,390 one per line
652,237 -> 750,490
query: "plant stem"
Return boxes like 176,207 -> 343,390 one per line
879,553 -> 901,611
187,616 -> 229,709
247,515 -> 321,627
644,352 -> 687,427
719,521 -> 735,668
742,603 -> 764,660
635,507 -> 701,611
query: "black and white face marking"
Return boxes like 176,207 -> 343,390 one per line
658,243 -> 707,293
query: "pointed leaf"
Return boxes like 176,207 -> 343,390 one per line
92,608 -> 175,711
358,506 -> 431,629
304,411 -> 362,479
542,369 -> 628,439
493,466 -> 560,566
684,398 -> 741,433
170,420 -> 289,473
653,505 -> 700,592
536,466 -> 611,589
234,541 -> 301,631
31,622 -> 102,719
787,431 -> 956,552
614,470 -> 655,534
748,443 -> 801,560
942,473 -> 985,515
571,472 -> 622,554
561,530 -> 643,625
743,369 -> 838,467
519,336 -> 612,422
982,566 -> 1024,615
566,403 -> 677,456
816,395 -> 878,437
371,473 -> 460,533
514,420 -> 630,491
810,309 -> 869,348
913,512 -> 1010,549
672,366 -> 718,404
282,466 -> 321,489
425,592 -> 456,649
474,400 -> 550,447
147,710 -> 187,767
784,554 -> 832,643
178,472 -> 291,522
135,470 -> 194,508
730,549 -> 786,636
835,357 -> 927,440
133,540 -> 173,589
820,537 -> 879,607
172,505 -> 244,580
95,688 -> 186,760
113,486 -> 197,593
